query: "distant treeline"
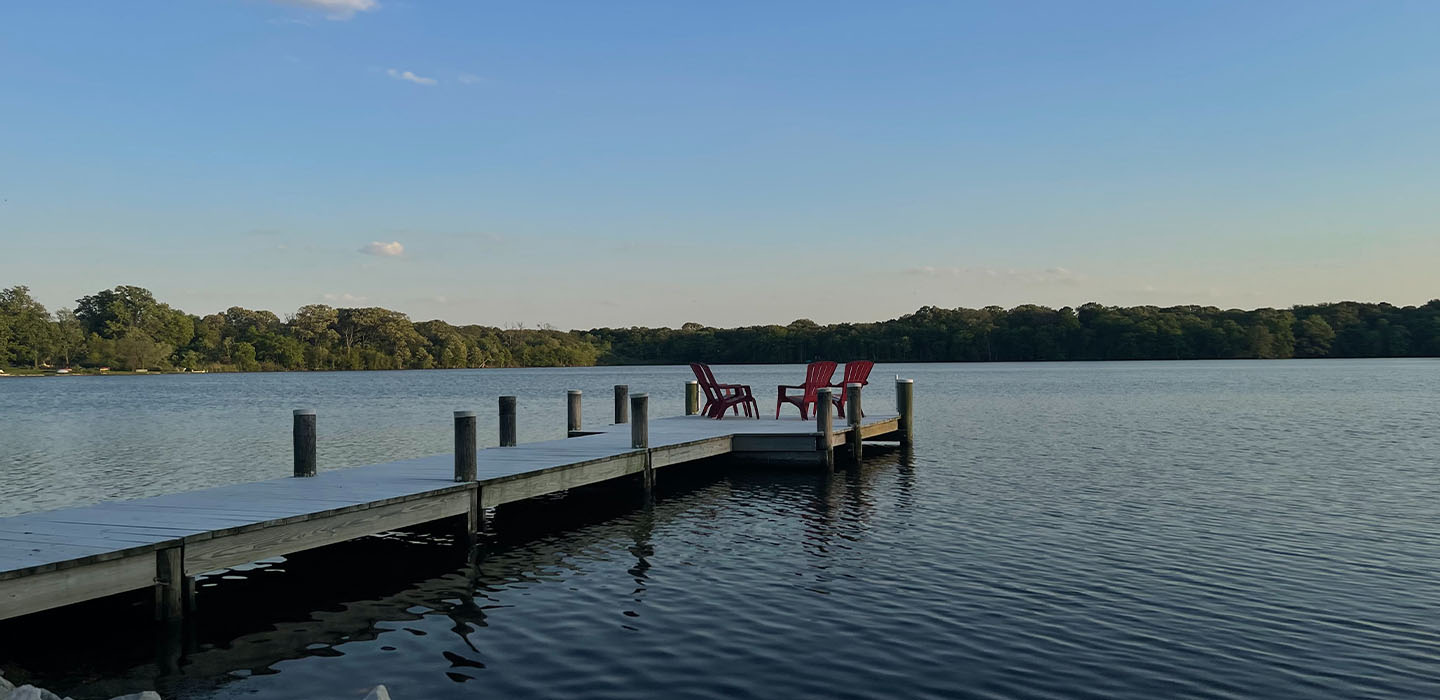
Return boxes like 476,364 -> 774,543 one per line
1,284 -> 1437,371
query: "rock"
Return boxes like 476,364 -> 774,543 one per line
362,686 -> 391,700
0,674 -> 14,695
8,686 -> 45,700
108,693 -> 161,700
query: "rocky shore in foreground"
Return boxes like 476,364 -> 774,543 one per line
0,673 -> 392,700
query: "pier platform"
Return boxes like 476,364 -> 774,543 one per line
0,397 -> 908,622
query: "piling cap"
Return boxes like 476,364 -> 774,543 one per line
568,389 -> 582,395
454,410 -> 476,418
293,408 -> 316,416
897,378 -> 914,384
631,393 -> 649,399
845,382 -> 863,388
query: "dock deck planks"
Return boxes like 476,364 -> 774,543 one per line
0,412 -> 900,620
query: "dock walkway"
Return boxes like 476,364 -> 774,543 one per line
0,397 -> 907,622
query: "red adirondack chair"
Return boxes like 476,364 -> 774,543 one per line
690,363 -> 758,419
774,361 -> 837,419
830,360 -> 874,418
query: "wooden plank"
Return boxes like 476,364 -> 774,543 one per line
732,434 -> 823,453
0,552 -> 154,620
860,417 -> 901,440
651,437 -> 732,469
184,488 -> 472,575
480,453 -> 646,507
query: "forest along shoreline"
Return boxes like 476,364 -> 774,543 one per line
2,285 -> 1437,374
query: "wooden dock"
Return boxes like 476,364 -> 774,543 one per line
0,381 -> 912,622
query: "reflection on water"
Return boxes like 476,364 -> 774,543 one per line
3,361 -> 1440,698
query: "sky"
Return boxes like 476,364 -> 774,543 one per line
1,1 -> 1438,329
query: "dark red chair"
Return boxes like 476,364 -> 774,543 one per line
775,361 -> 837,420
830,360 -> 874,418
690,363 -> 758,419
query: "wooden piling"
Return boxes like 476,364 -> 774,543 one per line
816,388 -> 834,470
614,385 -> 629,424
685,380 -> 700,415
454,411 -> 477,482
846,383 -> 863,464
631,393 -> 649,449
632,393 -> 652,495
293,409 -> 316,477
567,390 -> 582,436
895,378 -> 914,445
154,546 -> 184,622
499,396 -> 517,447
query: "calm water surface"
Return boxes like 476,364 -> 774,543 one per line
2,360 -> 1439,698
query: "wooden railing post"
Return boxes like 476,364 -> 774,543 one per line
815,388 -> 834,470
614,385 -> 629,424
293,409 -> 316,477
846,383 -> 863,465
567,390 -> 582,436
896,378 -> 914,445
499,396 -> 517,447
454,411 -> 477,482
685,380 -> 700,415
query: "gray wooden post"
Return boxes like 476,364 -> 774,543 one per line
846,383 -> 863,464
499,396 -> 517,447
454,411 -> 477,482
567,390 -> 582,436
685,380 -> 700,415
632,393 -> 652,495
293,409 -> 316,477
614,385 -> 629,424
631,393 -> 649,449
896,378 -> 914,445
155,546 -> 184,622
816,388 -> 834,470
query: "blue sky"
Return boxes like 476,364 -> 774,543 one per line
1,1 -> 1437,328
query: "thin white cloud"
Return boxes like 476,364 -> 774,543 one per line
269,0 -> 379,21
359,241 -> 405,257
323,292 -> 367,303
386,68 -> 437,86
905,265 -> 1084,286
457,73 -> 484,85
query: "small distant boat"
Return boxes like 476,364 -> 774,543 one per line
135,369 -> 149,374
56,368 -> 71,374
190,369 -> 208,374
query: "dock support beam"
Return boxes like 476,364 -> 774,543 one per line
293,409 -> 316,477
685,380 -> 700,415
632,393 -> 652,495
896,378 -> 914,445
454,411 -> 477,482
614,385 -> 629,424
155,546 -> 186,622
499,396 -> 517,447
816,388 -> 834,471
567,390 -> 582,437
846,383 -> 863,465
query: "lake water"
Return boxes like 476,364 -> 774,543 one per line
2,360 -> 1439,698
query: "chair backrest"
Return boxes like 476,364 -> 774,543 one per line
841,360 -> 874,387
690,362 -> 725,402
800,361 -> 838,402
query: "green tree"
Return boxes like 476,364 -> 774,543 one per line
53,308 -> 87,367
1,286 -> 54,368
